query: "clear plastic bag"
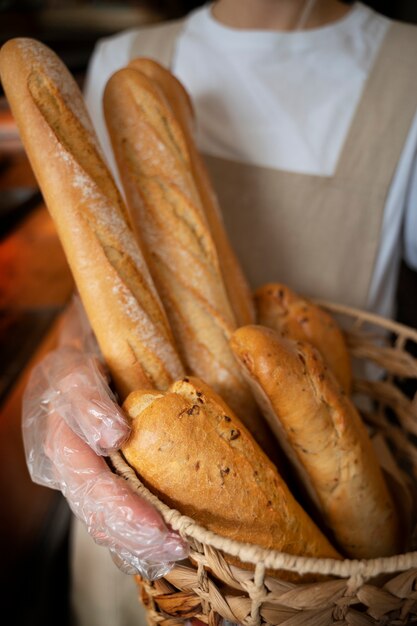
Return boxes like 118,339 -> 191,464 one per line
22,294 -> 188,579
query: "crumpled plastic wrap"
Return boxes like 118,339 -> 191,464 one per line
22,294 -> 188,580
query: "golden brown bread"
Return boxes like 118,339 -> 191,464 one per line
103,66 -> 268,443
128,57 -> 255,328
121,376 -> 341,569
254,282 -> 352,394
230,324 -> 401,559
0,38 -> 184,400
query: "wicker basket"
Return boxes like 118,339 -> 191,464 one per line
111,302 -> 417,626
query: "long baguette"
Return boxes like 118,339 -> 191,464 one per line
103,66 -> 265,439
230,324 -> 401,558
0,38 -> 185,400
128,57 -> 255,328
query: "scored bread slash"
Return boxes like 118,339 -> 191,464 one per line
0,38 -> 185,400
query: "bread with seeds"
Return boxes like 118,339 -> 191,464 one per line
254,282 -> 352,393
230,324 -> 401,558
121,375 -> 340,570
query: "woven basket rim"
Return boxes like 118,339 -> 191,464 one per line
110,450 -> 417,580
112,300 -> 417,581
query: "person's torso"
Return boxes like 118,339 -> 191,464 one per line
84,2 -> 417,318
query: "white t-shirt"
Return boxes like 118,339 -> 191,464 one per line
84,1 -> 417,319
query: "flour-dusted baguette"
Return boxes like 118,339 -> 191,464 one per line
103,66 -> 267,443
121,376 -> 341,572
128,57 -> 255,328
230,325 -> 401,559
0,38 -> 184,400
255,283 -> 352,394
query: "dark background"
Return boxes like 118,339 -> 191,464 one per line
0,1 -> 417,79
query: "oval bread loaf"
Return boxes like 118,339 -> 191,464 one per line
230,324 -> 401,559
121,375 -> 341,572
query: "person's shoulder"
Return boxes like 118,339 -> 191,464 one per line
389,16 -> 417,35
357,1 -> 417,34
92,17 -> 187,60
91,25 -> 145,57
101,17 -> 188,45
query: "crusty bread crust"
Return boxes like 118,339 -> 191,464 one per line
230,324 -> 401,558
254,282 -> 352,394
0,38 -> 184,399
122,376 -> 340,569
128,57 -> 255,328
103,66 -> 268,442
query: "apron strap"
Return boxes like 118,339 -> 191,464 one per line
125,16 -> 417,312
202,21 -> 417,309
129,18 -> 186,68
335,21 -> 417,192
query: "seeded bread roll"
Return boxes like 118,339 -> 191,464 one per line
0,38 -> 184,400
121,376 -> 341,572
230,324 -> 401,559
128,57 -> 255,328
254,283 -> 352,394
103,66 -> 268,445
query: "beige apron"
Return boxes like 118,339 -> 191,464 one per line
71,17 -> 417,626
131,17 -> 417,309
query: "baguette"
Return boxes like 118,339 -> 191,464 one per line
103,66 -> 265,439
254,282 -> 352,394
128,57 -> 255,327
121,375 -> 341,573
0,38 -> 184,400
230,324 -> 401,558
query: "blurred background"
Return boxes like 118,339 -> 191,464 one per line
0,0 -> 416,76
1,1 -> 417,79
0,1 -> 417,624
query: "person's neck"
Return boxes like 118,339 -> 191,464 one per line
211,0 -> 353,31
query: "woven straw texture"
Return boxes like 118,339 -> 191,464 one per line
111,302 -> 417,626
